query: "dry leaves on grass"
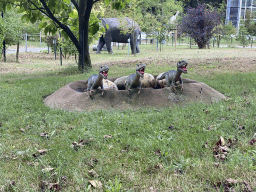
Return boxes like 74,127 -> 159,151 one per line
88,169 -> 99,178
41,167 -> 54,173
32,149 -> 48,158
213,136 -> 238,161
104,134 -> 112,139
40,132 -> 49,138
88,180 -> 102,189
71,138 -> 94,151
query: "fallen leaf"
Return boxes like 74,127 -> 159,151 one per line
154,164 -> 163,169
208,125 -> 216,131
33,149 -> 48,158
243,180 -> 253,192
88,169 -> 99,178
239,125 -> 245,130
88,180 -> 102,189
38,149 -> 48,155
219,146 -> 229,152
220,136 -> 225,146
225,178 -> 239,185
20,128 -> 25,132
40,133 -> 49,138
42,167 -> 54,173
154,149 -> 161,156
27,162 -> 39,166
248,138 -> 256,145
104,135 -> 112,139
149,186 -> 159,192
49,183 -> 61,191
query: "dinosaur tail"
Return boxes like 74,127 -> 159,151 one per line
156,72 -> 167,80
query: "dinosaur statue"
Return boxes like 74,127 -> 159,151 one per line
156,60 -> 188,91
87,65 -> 109,97
126,63 -> 145,95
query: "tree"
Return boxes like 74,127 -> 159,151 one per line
0,16 -> 6,59
236,23 -> 249,47
244,10 -> 256,36
178,0 -> 225,9
2,8 -> 23,61
1,0 -> 127,71
179,3 -> 221,49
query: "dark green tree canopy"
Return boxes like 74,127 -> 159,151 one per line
0,0 -> 128,71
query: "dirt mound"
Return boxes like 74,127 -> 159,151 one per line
44,77 -> 227,112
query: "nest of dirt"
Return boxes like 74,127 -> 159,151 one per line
44,77 -> 227,112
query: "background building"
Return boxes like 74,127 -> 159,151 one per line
226,0 -> 256,29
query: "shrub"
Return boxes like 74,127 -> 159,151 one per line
179,4 -> 221,49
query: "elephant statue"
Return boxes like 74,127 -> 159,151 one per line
97,17 -> 141,54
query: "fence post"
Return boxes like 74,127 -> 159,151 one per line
59,31 -> 62,66
53,39 -> 56,60
127,38 -> 130,55
174,28 -> 177,51
25,33 -> 28,52
40,32 -> 41,47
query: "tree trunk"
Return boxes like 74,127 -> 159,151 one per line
78,0 -> 93,72
16,42 -> 19,63
3,40 -> 6,62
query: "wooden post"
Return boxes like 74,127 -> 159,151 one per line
175,27 -> 177,51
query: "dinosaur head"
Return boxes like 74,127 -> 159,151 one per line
177,60 -> 188,74
136,63 -> 146,78
99,65 -> 109,79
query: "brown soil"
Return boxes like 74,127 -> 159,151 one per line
44,78 -> 227,112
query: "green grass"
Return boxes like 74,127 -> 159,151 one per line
1,47 -> 256,191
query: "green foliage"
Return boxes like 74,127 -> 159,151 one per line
221,22 -> 237,47
244,10 -> 256,36
223,21 -> 237,36
236,24 -> 249,47
59,36 -> 78,57
2,8 -> 23,46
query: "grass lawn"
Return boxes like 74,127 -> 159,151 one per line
0,44 -> 256,191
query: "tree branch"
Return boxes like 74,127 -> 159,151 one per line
71,0 -> 79,10
27,0 -> 49,17
93,0 -> 101,4
39,0 -> 80,51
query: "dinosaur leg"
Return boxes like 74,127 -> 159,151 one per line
101,87 -> 104,96
128,89 -> 131,96
171,83 -> 177,92
180,84 -> 184,92
180,79 -> 184,92
138,83 -> 141,94
89,89 -> 94,97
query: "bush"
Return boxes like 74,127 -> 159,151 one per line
179,4 -> 221,49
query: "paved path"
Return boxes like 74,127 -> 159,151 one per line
6,47 -> 50,54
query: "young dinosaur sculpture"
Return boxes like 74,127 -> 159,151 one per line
87,65 -> 109,97
126,63 -> 145,95
156,60 -> 188,91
